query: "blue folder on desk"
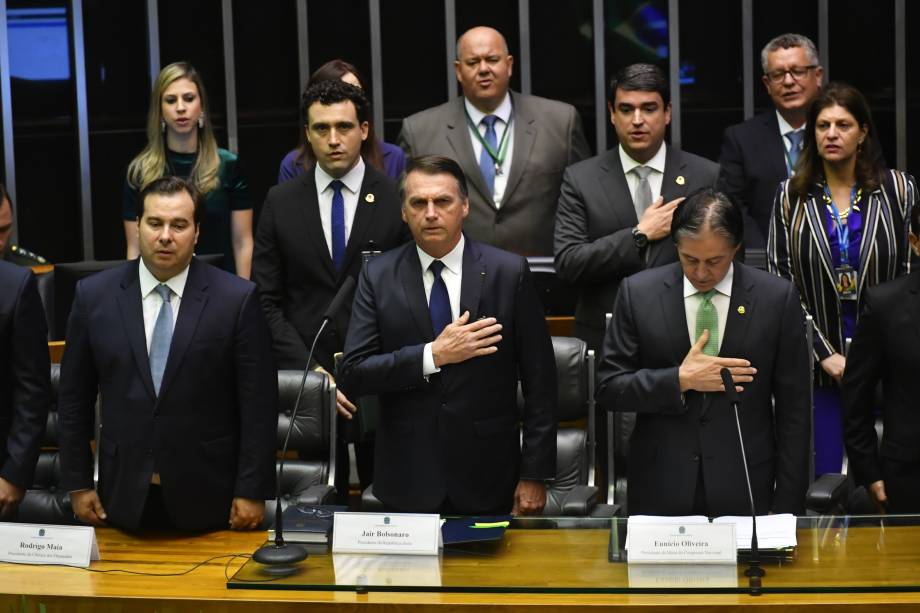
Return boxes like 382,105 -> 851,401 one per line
441,516 -> 512,545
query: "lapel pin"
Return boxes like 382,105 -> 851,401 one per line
365,193 -> 375,204
737,305 -> 746,315
676,175 -> 686,186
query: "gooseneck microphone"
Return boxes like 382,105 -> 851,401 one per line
253,277 -> 357,566
720,367 -> 766,589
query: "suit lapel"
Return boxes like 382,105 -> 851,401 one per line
445,98 -> 493,206
400,246 -> 435,341
301,168 -> 337,283
116,261 -> 156,401
501,93 -> 535,205
762,112 -> 790,180
459,238 -> 484,321
802,189 -> 838,289
158,258 -> 209,401
855,186 -> 883,298
341,169 -> 380,277
719,264 -> 755,360
659,266 -> 691,363
651,147 -> 691,266
597,149 -> 637,228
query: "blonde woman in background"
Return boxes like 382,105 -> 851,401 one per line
123,62 -> 252,277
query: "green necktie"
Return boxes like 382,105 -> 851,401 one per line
695,289 -> 719,356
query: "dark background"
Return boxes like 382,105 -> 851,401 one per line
0,0 -> 911,263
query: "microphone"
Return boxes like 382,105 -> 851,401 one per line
720,367 -> 765,589
253,277 -> 357,567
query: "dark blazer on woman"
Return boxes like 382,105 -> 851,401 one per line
767,170 -> 914,385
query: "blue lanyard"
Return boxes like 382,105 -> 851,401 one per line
823,184 -> 859,266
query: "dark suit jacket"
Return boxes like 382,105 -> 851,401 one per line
554,146 -> 720,350
253,164 -> 409,372
596,262 -> 810,516
767,170 -> 913,386
398,92 -> 591,256
718,111 -> 788,248
57,258 -> 277,531
843,271 -> 920,510
0,262 -> 49,490
340,239 -> 557,513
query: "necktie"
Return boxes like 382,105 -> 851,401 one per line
478,115 -> 500,197
695,289 -> 719,357
632,166 -> 653,219
330,179 -> 346,271
149,284 -> 174,395
786,130 -> 804,174
428,260 -> 451,337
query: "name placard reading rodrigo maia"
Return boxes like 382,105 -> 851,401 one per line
0,523 -> 99,568
332,512 -> 441,555
627,522 -> 736,564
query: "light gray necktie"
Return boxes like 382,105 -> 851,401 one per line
149,284 -> 174,395
632,165 -> 654,220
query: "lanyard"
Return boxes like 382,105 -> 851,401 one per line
465,106 -> 513,170
823,184 -> 861,266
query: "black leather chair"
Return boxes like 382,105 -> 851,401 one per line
262,370 -> 338,528
18,364 -> 75,524
526,257 -> 577,316
602,312 -> 635,515
362,337 -> 615,516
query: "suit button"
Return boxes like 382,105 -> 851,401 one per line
692,453 -> 701,461
700,417 -> 709,426
147,449 -> 153,456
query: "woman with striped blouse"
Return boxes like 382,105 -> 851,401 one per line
768,82 -> 915,476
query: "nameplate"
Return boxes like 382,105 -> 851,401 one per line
0,523 -> 99,568
332,512 -> 441,555
627,522 -> 736,564
333,553 -> 442,586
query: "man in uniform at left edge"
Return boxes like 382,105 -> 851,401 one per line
58,176 -> 277,532
0,183 -> 48,266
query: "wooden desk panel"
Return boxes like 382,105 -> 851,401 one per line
0,525 -> 918,611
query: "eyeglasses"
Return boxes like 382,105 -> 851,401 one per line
766,65 -> 818,83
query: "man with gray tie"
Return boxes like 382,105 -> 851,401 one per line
718,33 -> 824,248
399,26 -> 590,256
58,176 -> 277,532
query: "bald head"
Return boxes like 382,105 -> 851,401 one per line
454,26 -> 514,113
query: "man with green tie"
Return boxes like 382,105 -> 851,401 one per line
596,189 -> 810,517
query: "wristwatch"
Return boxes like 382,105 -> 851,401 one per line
632,226 -> 649,250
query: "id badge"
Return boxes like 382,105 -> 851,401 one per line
835,265 -> 857,300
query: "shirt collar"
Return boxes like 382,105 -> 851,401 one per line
316,156 -> 366,195
619,142 -> 667,176
417,234 -> 465,276
683,262 -> 734,299
775,110 -> 802,140
139,257 -> 190,299
464,93 -> 512,126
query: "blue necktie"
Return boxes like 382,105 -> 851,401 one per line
478,115 -> 499,197
330,179 -> 346,271
786,130 -> 804,174
149,284 -> 174,395
428,260 -> 451,337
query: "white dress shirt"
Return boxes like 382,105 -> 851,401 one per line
418,235 -> 465,375
619,142 -> 667,218
314,157 -> 366,257
139,258 -> 189,352
682,263 -> 733,354
465,94 -> 514,208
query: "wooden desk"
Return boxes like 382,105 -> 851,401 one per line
1,523 -> 919,611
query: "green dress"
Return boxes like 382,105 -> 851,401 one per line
123,148 -> 249,273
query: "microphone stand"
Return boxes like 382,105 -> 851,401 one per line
253,276 -> 356,566
720,368 -> 765,594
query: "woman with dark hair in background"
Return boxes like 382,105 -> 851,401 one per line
768,82 -> 916,476
278,59 -> 406,183
123,62 -> 252,277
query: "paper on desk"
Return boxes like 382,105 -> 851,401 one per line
712,514 -> 797,549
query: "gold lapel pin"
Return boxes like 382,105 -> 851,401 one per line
365,193 -> 375,203
737,305 -> 746,315
676,176 -> 686,185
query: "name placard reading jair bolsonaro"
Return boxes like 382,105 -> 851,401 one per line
0,523 -> 100,568
627,522 -> 736,564
332,512 -> 441,555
